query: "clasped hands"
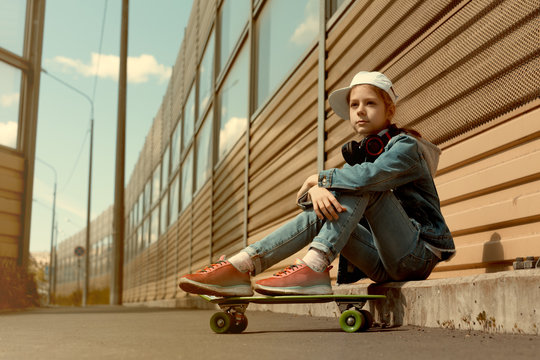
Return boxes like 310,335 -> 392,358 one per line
296,174 -> 346,221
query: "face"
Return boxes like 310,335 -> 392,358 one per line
348,85 -> 391,136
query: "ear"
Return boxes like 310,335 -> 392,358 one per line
386,104 -> 396,121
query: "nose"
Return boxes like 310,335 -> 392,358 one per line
356,103 -> 366,115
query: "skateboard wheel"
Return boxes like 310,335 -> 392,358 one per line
229,314 -> 248,333
210,312 -> 231,334
358,310 -> 373,331
339,310 -> 364,333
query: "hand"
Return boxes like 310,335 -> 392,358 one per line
296,174 -> 319,202
308,186 -> 346,221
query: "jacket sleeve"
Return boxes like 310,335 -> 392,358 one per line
318,135 -> 423,192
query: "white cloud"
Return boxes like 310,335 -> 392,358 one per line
0,121 -> 17,148
53,53 -> 172,83
290,0 -> 319,46
0,92 -> 19,107
219,116 -> 247,158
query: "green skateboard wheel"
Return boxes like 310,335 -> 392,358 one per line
339,309 -> 364,333
210,312 -> 231,334
359,310 -> 373,331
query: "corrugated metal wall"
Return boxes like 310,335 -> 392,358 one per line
54,0 -> 540,301
0,150 -> 24,260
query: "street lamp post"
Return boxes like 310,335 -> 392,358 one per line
41,69 -> 94,307
36,158 -> 57,305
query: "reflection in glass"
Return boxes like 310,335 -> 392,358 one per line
256,0 -> 319,108
218,45 -> 248,160
195,111 -> 213,192
160,191 -> 168,235
162,145 -> 170,188
144,180 -> 151,213
169,175 -> 179,225
0,0 -> 26,55
143,217 -> 149,249
138,193 -> 143,225
181,149 -> 193,212
219,0 -> 250,73
199,32 -> 215,119
183,87 -> 195,150
152,163 -> 161,206
151,206 -> 159,243
0,63 -> 22,148
171,121 -> 181,172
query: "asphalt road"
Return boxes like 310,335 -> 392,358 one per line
0,306 -> 538,359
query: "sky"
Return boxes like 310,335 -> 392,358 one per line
30,0 -> 194,253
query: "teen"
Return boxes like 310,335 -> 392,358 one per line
179,71 -> 455,297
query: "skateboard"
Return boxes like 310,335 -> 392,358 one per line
200,294 -> 386,334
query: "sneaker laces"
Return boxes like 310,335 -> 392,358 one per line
274,263 -> 303,277
197,255 -> 228,273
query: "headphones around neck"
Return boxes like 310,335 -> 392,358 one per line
341,124 -> 401,165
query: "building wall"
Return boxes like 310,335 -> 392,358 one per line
0,0 -> 45,268
54,0 -> 540,302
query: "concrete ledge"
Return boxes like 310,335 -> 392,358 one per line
142,270 -> 539,335
249,270 -> 540,335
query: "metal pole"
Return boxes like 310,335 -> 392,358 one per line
83,115 -> 94,307
37,158 -> 57,306
111,0 -> 128,305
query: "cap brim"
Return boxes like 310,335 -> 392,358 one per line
328,87 -> 351,120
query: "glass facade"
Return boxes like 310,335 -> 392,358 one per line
0,63 -> 22,148
199,31 -> 215,120
160,192 -> 168,235
183,86 -> 195,150
219,0 -> 250,73
218,44 -> 249,160
169,174 -> 179,225
180,149 -> 193,211
195,110 -> 213,192
0,0 -> 27,56
162,145 -> 170,188
152,164 -> 161,206
256,0 -> 319,108
171,122 -> 181,172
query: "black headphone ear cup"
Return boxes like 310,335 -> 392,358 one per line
364,136 -> 385,157
342,140 -> 363,165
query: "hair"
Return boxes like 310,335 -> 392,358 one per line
347,84 -> 422,138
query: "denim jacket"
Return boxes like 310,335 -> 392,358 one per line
299,134 -> 455,283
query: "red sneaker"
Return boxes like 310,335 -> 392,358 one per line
179,256 -> 253,296
254,260 -> 333,296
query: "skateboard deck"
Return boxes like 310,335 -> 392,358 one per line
200,294 -> 386,334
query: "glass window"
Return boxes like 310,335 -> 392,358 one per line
218,44 -> 249,160
219,0 -> 250,73
152,164 -> 161,206
144,180 -> 151,214
137,192 -> 143,225
160,192 -> 168,235
0,0 -> 27,55
137,226 -> 142,254
256,0 -> 319,108
183,86 -> 195,150
0,63 -> 22,148
143,217 -> 150,249
171,121 -> 181,172
169,174 -> 179,225
150,206 -> 159,244
195,111 -> 213,192
162,145 -> 170,187
180,149 -> 193,212
199,31 -> 215,119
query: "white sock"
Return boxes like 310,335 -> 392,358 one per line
228,251 -> 254,273
302,248 -> 330,272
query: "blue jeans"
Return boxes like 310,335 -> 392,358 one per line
245,191 -> 438,282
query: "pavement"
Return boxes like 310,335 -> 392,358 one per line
0,306 -> 538,360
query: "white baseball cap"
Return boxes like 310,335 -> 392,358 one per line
328,71 -> 398,120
